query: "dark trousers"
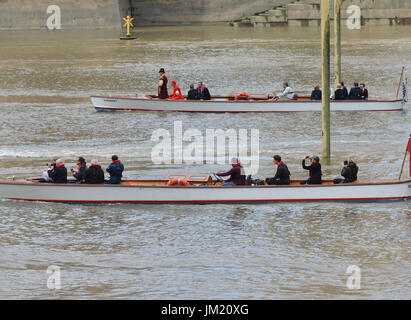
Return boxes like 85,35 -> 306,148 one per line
300,179 -> 322,185
265,178 -> 290,185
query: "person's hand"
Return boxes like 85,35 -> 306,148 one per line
47,163 -> 51,168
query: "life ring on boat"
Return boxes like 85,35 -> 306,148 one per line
167,177 -> 190,186
234,92 -> 250,100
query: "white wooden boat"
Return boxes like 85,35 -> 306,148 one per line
0,174 -> 410,204
90,94 -> 405,113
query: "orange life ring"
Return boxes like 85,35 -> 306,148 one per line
234,92 -> 250,100
167,177 -> 190,186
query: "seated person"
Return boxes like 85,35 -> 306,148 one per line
349,82 -> 363,100
85,159 -> 105,184
214,158 -> 245,186
265,155 -> 291,185
334,157 -> 359,184
310,85 -> 322,101
340,82 -> 349,99
106,155 -> 124,184
197,82 -> 211,100
71,157 -> 87,183
273,82 -> 296,101
169,80 -> 184,100
334,84 -> 345,100
301,156 -> 322,185
360,83 -> 368,100
45,158 -> 67,183
187,84 -> 199,100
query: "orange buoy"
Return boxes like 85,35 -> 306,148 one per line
167,177 -> 190,186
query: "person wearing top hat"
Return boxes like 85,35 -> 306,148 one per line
158,68 -> 169,99
214,158 -> 246,186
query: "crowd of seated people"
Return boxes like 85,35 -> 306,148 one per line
42,155 -> 124,184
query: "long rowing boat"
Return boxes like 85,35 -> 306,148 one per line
0,174 -> 410,204
90,94 -> 405,113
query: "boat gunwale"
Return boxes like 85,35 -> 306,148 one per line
90,95 -> 404,104
0,179 -> 410,188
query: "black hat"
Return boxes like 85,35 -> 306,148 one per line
159,68 -> 165,73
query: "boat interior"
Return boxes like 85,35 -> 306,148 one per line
138,93 -> 395,103
13,174 -> 395,187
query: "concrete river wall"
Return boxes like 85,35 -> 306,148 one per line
0,0 -> 411,29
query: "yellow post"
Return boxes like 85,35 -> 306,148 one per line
123,16 -> 134,37
321,0 -> 331,164
334,0 -> 343,87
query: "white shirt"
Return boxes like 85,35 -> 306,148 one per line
278,86 -> 295,99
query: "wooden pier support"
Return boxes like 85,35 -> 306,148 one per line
334,0 -> 343,87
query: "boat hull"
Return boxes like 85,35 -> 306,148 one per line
0,180 -> 410,204
90,95 -> 404,113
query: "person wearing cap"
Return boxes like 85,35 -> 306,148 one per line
169,80 -> 184,100
265,155 -> 291,185
301,156 -> 322,185
84,159 -> 105,184
214,158 -> 246,186
158,68 -> 169,99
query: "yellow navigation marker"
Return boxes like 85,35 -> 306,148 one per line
123,16 -> 134,36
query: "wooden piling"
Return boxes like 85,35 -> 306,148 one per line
334,0 -> 343,87
321,0 -> 331,164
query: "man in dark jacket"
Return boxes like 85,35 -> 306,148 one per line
360,83 -> 368,99
197,82 -> 211,100
349,82 -> 363,100
301,156 -> 322,185
72,157 -> 87,183
47,158 -> 67,183
106,155 -> 124,184
85,159 -> 105,184
310,85 -> 322,100
266,155 -> 291,185
334,159 -> 359,184
340,82 -> 349,99
187,84 -> 198,100
334,84 -> 345,100
215,158 -> 245,186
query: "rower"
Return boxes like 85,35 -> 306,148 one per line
214,158 -> 245,186
334,84 -> 345,100
265,155 -> 291,185
310,85 -> 322,101
360,83 -> 368,100
273,82 -> 296,101
349,82 -> 363,100
301,156 -> 322,185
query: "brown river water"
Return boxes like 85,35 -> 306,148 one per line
0,26 -> 410,299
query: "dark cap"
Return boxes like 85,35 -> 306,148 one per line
159,68 -> 165,73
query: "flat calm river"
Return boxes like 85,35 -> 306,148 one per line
0,26 -> 410,299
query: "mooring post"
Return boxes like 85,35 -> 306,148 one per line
321,0 -> 331,165
334,0 -> 342,87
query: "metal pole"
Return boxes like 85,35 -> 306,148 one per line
321,0 -> 331,164
334,0 -> 342,87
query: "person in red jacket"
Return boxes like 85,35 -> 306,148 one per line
169,80 -> 185,100
214,158 -> 246,186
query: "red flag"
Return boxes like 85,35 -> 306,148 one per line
407,135 -> 411,177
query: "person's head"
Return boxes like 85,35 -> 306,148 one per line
343,160 -> 348,166
112,155 -> 118,162
230,157 -> 239,166
159,68 -> 165,75
55,158 -> 63,165
273,155 -> 281,164
336,84 -> 342,89
77,157 -> 85,165
354,82 -> 359,87
171,80 -> 176,87
340,82 -> 345,87
197,82 -> 203,89
360,83 -> 365,88
282,82 -> 288,88
190,83 -> 194,90
312,156 -> 320,163
314,85 -> 320,90
91,159 -> 99,166
347,156 -> 357,164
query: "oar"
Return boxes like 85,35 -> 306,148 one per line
396,66 -> 405,99
398,148 -> 408,180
